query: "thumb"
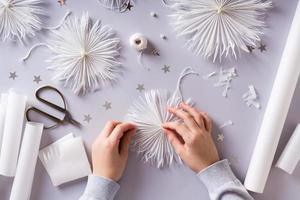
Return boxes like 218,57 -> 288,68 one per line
163,128 -> 184,156
120,129 -> 135,157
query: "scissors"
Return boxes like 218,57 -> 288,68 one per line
26,85 -> 81,129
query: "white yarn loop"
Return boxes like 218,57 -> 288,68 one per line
21,43 -> 51,62
126,67 -> 199,168
42,10 -> 72,30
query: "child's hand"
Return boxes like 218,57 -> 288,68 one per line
91,121 -> 136,181
162,103 -> 219,173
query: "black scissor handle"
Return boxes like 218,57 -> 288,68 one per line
36,86 -> 67,113
26,107 -> 61,129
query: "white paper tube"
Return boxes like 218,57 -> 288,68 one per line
0,89 -> 27,177
129,33 -> 148,51
244,1 -> 300,193
0,94 -> 8,154
10,122 -> 44,200
276,124 -> 300,174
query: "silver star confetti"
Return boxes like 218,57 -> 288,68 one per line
102,101 -> 112,110
9,72 -> 18,80
33,75 -> 42,84
83,114 -> 92,123
258,43 -> 266,52
136,84 -> 145,93
162,65 -> 170,73
217,133 -> 224,142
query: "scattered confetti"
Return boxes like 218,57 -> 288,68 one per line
203,71 -> 217,80
247,45 -> 255,53
214,67 -> 237,97
57,0 -> 66,6
219,120 -> 233,129
126,2 -> 133,11
136,84 -> 145,93
242,85 -> 261,109
33,75 -> 42,84
83,114 -> 92,123
258,43 -> 267,52
217,133 -> 225,142
9,72 -> 17,80
160,34 -> 167,40
161,65 -> 170,73
150,12 -> 158,18
152,49 -> 160,56
102,101 -> 112,110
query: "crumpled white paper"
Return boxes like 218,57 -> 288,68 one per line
39,133 -> 91,186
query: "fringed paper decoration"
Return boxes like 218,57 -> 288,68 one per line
126,68 -> 199,168
0,0 -> 44,43
22,12 -> 122,95
168,0 -> 272,62
97,0 -> 130,12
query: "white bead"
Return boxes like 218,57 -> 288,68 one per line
150,12 -> 157,18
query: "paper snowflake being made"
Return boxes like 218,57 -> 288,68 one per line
0,0 -> 44,42
168,0 -> 272,62
126,68 -> 199,168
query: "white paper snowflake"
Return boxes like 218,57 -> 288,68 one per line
97,0 -> 130,12
23,12 -> 122,95
168,0 -> 272,62
0,0 -> 44,42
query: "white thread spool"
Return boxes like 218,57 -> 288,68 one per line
129,33 -> 148,52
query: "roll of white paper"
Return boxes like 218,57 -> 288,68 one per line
10,122 -> 44,200
244,1 -> 300,193
0,89 -> 27,177
0,94 -> 8,154
276,124 -> 300,174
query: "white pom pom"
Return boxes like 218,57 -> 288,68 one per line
129,33 -> 148,52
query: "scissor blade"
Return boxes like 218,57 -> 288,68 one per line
64,112 -> 82,128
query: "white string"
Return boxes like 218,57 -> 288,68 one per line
21,43 -> 51,62
42,10 -> 72,30
137,52 -> 150,71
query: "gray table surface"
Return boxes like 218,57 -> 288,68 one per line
0,0 -> 300,199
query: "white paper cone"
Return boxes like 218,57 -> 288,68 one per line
10,122 -> 44,200
244,1 -> 300,193
0,94 -> 8,154
276,124 -> 300,174
0,89 -> 27,177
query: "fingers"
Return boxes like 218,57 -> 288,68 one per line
179,103 -> 205,128
168,107 -> 199,131
162,122 -> 190,142
101,120 -> 121,137
164,128 -> 184,155
201,112 -> 213,132
119,129 -> 135,156
109,123 -> 136,144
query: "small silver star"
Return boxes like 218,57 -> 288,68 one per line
102,101 -> 112,110
33,75 -> 42,84
83,114 -> 92,123
9,72 -> 18,80
136,84 -> 145,93
217,133 -> 224,142
162,65 -> 170,73
258,43 -> 266,52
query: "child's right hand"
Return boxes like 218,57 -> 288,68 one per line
162,103 -> 219,173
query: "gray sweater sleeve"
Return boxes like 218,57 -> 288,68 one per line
198,159 -> 254,200
79,175 -> 120,200
79,160 -> 253,200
